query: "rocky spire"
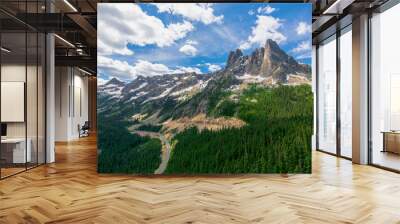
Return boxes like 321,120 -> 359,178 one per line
226,49 -> 243,68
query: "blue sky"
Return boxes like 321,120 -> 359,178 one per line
97,3 -> 311,83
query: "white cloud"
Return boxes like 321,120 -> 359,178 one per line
292,41 -> 311,53
97,56 -> 138,80
152,3 -> 223,25
257,6 -> 276,14
179,44 -> 198,56
248,10 -> 255,15
239,15 -> 286,50
98,4 -> 194,56
296,52 -> 311,60
296,22 -> 311,35
133,60 -> 174,77
186,40 -> 198,45
98,56 -> 202,80
207,64 -> 222,72
296,53 -> 311,60
173,66 -> 202,74
98,56 -> 170,79
97,77 -> 109,85
98,38 -> 134,56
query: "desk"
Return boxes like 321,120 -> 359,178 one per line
1,138 -> 31,163
381,131 -> 400,154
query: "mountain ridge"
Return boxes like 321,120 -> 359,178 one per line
98,39 -> 311,121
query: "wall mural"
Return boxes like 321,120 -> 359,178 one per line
97,3 -> 313,174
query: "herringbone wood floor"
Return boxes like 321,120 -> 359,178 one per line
1,135 -> 400,224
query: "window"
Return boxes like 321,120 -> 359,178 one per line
317,35 -> 337,154
370,3 -> 400,171
339,27 -> 352,158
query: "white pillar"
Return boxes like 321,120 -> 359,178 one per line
46,32 -> 55,163
352,14 -> 369,164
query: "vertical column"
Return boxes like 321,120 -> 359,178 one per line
352,14 -> 369,164
312,45 -> 317,150
46,0 -> 55,163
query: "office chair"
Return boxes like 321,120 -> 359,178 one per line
79,121 -> 90,138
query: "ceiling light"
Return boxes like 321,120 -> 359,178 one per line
78,67 -> 92,76
323,0 -> 341,14
322,0 -> 355,15
1,47 -> 11,53
63,0 -> 78,12
54,34 -> 75,48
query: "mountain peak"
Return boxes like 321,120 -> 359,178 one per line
106,77 -> 124,86
263,39 -> 286,59
226,49 -> 243,68
264,39 -> 279,48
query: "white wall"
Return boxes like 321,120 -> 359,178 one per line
1,65 -> 42,138
55,66 -> 70,141
72,73 -> 89,138
55,67 -> 89,141
1,65 -> 26,138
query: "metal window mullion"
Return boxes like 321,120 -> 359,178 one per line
73,68 -> 75,118
25,0 -> 28,171
336,29 -> 341,157
44,29 -> 47,165
69,68 -> 71,118
367,11 -> 373,165
36,0 -> 39,167
316,45 -> 320,151
0,23 -> 2,179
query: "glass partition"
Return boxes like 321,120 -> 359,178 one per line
1,31 -> 28,177
0,2 -> 46,179
317,35 -> 337,154
370,3 -> 400,171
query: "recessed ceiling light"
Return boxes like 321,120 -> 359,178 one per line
78,67 -> 92,76
54,34 -> 75,48
1,47 -> 11,53
63,0 -> 78,12
322,0 -> 355,15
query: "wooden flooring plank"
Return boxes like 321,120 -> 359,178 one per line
0,135 -> 399,223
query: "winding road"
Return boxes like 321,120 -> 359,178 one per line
133,131 -> 172,174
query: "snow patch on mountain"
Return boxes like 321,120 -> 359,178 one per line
129,82 -> 148,93
100,85 -> 123,98
236,73 -> 267,83
143,87 -> 174,104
